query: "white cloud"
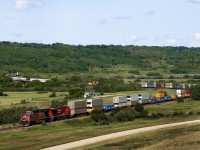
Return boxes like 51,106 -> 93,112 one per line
14,0 -> 29,10
145,10 -> 156,16
165,38 -> 177,44
194,33 -> 200,41
187,0 -> 200,3
14,0 -> 44,10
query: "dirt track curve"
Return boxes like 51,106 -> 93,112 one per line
42,119 -> 200,150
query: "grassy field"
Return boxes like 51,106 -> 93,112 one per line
1,116 -> 200,150
0,91 -> 67,109
84,124 -> 200,150
0,100 -> 200,150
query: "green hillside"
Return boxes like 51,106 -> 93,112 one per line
0,42 -> 200,75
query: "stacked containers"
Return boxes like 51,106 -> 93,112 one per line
174,84 -> 179,89
147,82 -> 156,88
141,93 -> 150,104
68,100 -> 87,116
165,83 -> 173,89
184,89 -> 190,97
179,83 -> 183,89
156,92 -> 165,98
156,82 -> 164,88
113,96 -> 127,107
86,99 -> 103,113
141,82 -> 148,88
185,84 -> 190,89
176,89 -> 185,98
127,94 -> 139,107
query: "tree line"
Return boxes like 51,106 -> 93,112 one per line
0,42 -> 200,75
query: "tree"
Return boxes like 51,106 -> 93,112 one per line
69,88 -> 84,98
190,85 -> 200,100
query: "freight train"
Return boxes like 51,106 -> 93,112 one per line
140,82 -> 196,89
20,88 -> 190,126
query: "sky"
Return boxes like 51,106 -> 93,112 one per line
0,0 -> 200,47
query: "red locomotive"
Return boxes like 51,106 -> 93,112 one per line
20,106 -> 70,126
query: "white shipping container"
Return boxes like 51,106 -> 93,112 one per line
176,89 -> 185,97
87,99 -> 103,108
141,93 -> 150,100
127,100 -> 138,106
141,82 -> 148,88
113,96 -> 127,104
127,94 -> 138,101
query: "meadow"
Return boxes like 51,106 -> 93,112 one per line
0,91 -> 67,109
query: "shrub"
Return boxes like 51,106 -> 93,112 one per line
20,100 -> 26,104
188,111 -> 193,115
110,107 -> 121,117
134,103 -> 144,112
115,108 -> 136,122
49,92 -> 57,98
91,109 -> 108,123
138,110 -> 148,118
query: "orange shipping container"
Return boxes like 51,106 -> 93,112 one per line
156,92 -> 165,98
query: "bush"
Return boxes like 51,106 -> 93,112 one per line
49,92 -> 57,98
91,109 -> 108,123
20,100 -> 26,104
110,107 -> 121,117
138,110 -> 148,118
188,111 -> 193,115
115,108 -> 136,122
134,103 -> 144,112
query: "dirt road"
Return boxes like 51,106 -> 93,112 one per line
42,119 -> 200,150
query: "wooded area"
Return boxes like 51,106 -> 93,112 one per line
0,42 -> 200,75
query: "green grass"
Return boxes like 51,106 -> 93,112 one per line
85,124 -> 200,150
1,115 -> 200,150
0,91 -> 67,109
145,100 -> 200,114
1,99 -> 200,150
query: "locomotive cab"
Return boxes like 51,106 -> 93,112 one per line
20,111 -> 32,126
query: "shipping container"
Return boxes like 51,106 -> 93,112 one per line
156,92 -> 165,98
142,99 -> 149,104
101,104 -> 115,111
86,98 -> 103,113
126,100 -> 138,107
176,89 -> 185,98
127,94 -> 138,101
68,100 -> 87,116
165,83 -> 173,89
113,96 -> 127,107
156,82 -> 164,88
141,93 -> 150,100
141,82 -> 148,88
147,82 -> 156,88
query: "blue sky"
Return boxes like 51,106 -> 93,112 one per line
1,0 -> 200,47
